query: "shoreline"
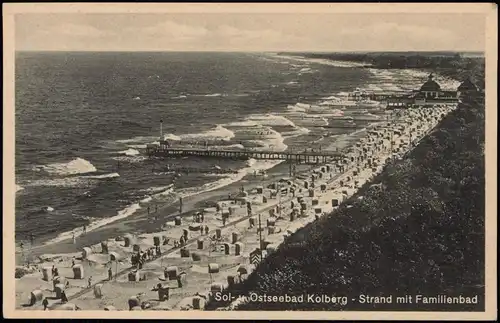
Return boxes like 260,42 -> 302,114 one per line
14,104 -> 457,311
15,158 -> 318,261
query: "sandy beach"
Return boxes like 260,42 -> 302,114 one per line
14,102 -> 456,311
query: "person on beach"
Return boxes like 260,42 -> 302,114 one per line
42,297 -> 49,310
30,233 -> 34,246
88,276 -> 92,288
83,225 -> 87,235
108,267 -> 113,281
71,258 -> 75,267
51,265 -> 56,277
61,290 -> 68,304
72,232 -> 76,245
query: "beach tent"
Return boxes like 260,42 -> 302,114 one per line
226,274 -> 239,287
208,263 -> 219,274
109,251 -> 121,262
53,276 -> 68,289
153,236 -> 161,246
266,217 -> 276,227
223,243 -> 230,255
72,264 -> 84,279
231,232 -> 240,244
41,267 -> 52,281
237,265 -> 249,275
189,223 -> 201,231
197,238 -> 204,250
191,252 -> 201,261
100,241 -> 109,254
234,242 -> 244,256
94,283 -> 103,298
128,296 -> 141,310
123,234 -> 134,247
174,216 -> 182,226
132,244 -> 141,252
29,290 -> 43,306
166,266 -> 178,280
180,248 -> 190,258
210,283 -> 224,293
81,247 -> 93,259
268,226 -> 276,235
54,283 -> 66,299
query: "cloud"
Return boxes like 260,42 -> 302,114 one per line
339,22 -> 458,47
141,20 -> 209,39
37,23 -> 111,38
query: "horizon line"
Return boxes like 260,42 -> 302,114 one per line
15,49 -> 485,54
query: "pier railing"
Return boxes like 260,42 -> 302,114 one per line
146,146 -> 344,163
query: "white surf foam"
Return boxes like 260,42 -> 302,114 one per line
34,158 -> 97,176
111,155 -> 148,163
16,184 -> 24,192
118,148 -> 140,156
163,134 -> 182,141
140,196 -> 153,204
43,203 -> 142,245
180,125 -> 235,141
84,172 -> 120,179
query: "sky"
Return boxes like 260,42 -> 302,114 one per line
15,13 -> 486,52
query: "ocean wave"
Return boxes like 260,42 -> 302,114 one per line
116,136 -> 157,144
286,81 -> 299,85
140,196 -> 153,204
34,158 -> 97,176
180,125 -> 235,141
284,114 -> 329,127
247,114 -> 297,127
118,148 -> 140,156
111,156 -> 148,163
273,54 -> 367,68
16,184 -> 24,192
25,178 -> 90,188
163,133 -> 182,141
225,120 -> 260,127
43,203 -> 142,245
203,93 -> 223,97
84,172 -> 120,179
172,95 -> 187,99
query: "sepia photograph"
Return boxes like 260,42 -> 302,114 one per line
3,3 -> 497,320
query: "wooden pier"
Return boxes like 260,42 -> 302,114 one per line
146,145 -> 344,163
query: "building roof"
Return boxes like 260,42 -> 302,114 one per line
420,73 -> 441,92
458,77 -> 478,91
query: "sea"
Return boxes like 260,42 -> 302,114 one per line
15,51 -> 451,246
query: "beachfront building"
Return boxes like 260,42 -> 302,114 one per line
386,73 -> 459,109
